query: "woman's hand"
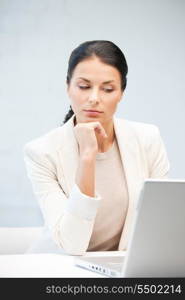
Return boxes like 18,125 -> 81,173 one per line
73,121 -> 108,157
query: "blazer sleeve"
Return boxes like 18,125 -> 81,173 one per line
23,144 -> 101,256
147,126 -> 170,178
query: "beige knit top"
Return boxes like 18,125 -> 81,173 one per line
87,137 -> 129,251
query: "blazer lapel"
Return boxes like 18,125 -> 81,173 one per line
57,115 -> 80,197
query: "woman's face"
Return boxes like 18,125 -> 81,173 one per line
67,56 -> 123,124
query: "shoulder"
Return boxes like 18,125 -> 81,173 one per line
114,117 -> 163,154
23,126 -> 65,158
115,117 -> 160,138
23,116 -> 75,167
126,119 -> 159,136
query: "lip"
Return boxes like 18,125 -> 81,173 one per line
83,110 -> 103,117
83,110 -> 103,113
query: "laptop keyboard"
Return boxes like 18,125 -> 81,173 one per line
80,256 -> 125,272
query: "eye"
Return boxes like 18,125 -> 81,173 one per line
79,85 -> 89,89
104,88 -> 114,93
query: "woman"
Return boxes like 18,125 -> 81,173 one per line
24,40 -> 170,255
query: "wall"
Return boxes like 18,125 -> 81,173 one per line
0,0 -> 184,226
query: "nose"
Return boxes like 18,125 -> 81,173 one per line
88,88 -> 100,104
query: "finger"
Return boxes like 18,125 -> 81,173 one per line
94,124 -> 108,138
84,122 -> 107,138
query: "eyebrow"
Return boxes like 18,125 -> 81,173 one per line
77,77 -> 115,84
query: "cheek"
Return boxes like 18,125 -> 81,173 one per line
107,95 -> 121,110
70,89 -> 86,106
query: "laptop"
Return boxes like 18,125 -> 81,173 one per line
74,179 -> 185,277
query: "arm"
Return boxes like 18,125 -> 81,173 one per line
75,154 -> 96,197
23,144 -> 101,256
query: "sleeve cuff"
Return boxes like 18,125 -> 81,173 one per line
65,183 -> 101,220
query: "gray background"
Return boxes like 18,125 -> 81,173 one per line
0,0 -> 184,226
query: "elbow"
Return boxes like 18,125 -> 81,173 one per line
51,213 -> 94,256
57,240 -> 87,256
52,230 -> 88,256
63,246 -> 87,256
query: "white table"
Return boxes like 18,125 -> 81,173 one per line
0,251 -> 125,278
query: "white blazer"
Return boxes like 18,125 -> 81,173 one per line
23,114 -> 170,255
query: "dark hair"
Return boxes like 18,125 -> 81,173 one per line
63,40 -> 128,124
